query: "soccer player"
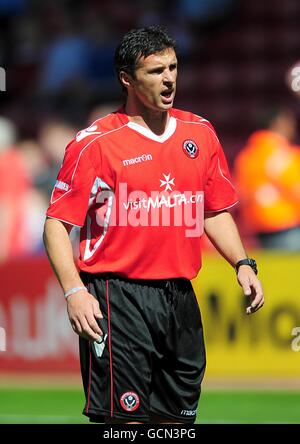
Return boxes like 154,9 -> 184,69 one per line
43,25 -> 264,424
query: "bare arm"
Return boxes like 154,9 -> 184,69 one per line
204,210 -> 264,315
43,217 -> 103,341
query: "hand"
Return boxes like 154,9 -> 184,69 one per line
237,266 -> 264,315
66,290 -> 103,342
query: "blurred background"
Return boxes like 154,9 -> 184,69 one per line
0,0 -> 300,424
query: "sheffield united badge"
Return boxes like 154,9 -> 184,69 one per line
120,392 -> 140,412
182,140 -> 199,158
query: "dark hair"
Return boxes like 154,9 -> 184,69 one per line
114,25 -> 177,91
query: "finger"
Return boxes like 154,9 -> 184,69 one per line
92,301 -> 103,319
80,317 -> 102,342
85,313 -> 103,336
71,319 -> 82,335
256,297 -> 265,310
246,297 -> 264,315
246,303 -> 263,315
249,284 -> 264,309
239,277 -> 252,296
246,300 -> 261,314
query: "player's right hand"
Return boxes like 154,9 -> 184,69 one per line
66,291 -> 103,342
237,266 -> 264,315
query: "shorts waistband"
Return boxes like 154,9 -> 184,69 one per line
80,271 -> 190,289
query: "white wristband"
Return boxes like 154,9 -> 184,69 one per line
64,286 -> 88,299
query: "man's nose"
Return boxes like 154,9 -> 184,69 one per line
163,69 -> 175,84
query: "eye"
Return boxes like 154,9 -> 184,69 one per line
150,68 -> 164,74
170,63 -> 177,71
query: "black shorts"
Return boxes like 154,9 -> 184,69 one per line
79,273 -> 206,424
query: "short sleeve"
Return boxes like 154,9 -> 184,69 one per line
46,140 -> 97,226
204,127 -> 239,212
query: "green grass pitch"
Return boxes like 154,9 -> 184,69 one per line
0,387 -> 299,424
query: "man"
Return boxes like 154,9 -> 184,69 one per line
234,107 -> 300,250
43,25 -> 264,424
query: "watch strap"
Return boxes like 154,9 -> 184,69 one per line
235,258 -> 258,275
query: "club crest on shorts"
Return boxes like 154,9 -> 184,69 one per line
120,391 -> 140,412
182,140 -> 199,158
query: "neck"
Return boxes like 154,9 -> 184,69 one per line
125,100 -> 170,136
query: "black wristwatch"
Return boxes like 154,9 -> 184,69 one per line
235,258 -> 258,275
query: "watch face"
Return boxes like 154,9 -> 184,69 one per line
249,259 -> 258,273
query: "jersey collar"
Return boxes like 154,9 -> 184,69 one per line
116,106 -> 177,143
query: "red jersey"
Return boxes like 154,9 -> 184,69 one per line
46,107 -> 238,279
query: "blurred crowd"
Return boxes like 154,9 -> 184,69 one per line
0,114 -> 73,260
0,0 -> 300,262
0,0 -> 235,136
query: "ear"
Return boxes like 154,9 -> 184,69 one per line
119,71 -> 134,90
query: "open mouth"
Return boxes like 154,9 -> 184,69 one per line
161,90 -> 173,98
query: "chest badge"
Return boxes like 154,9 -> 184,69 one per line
182,140 -> 199,159
160,173 -> 175,192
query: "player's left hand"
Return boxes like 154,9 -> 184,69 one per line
237,266 -> 264,315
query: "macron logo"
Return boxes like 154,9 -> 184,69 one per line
122,153 -> 153,166
181,409 -> 196,416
